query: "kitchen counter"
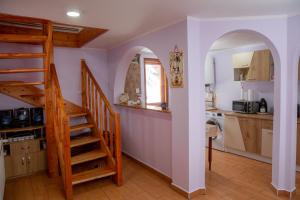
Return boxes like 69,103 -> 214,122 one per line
207,108 -> 300,123
224,112 -> 273,120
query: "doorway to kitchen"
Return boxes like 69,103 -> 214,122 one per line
203,30 -> 278,196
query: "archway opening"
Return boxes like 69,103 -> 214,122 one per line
203,30 -> 279,195
115,47 -> 169,111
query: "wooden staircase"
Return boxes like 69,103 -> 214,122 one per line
0,14 -> 122,200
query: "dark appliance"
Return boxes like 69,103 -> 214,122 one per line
232,100 -> 259,114
30,107 -> 44,126
13,108 -> 30,127
0,109 -> 13,129
259,98 -> 268,113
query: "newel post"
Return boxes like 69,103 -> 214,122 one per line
81,59 -> 87,111
114,113 -> 123,185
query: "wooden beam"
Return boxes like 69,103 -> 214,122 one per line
0,13 -> 49,24
0,81 -> 44,87
0,53 -> 46,59
0,68 -> 46,74
0,34 -> 47,43
0,21 -> 108,48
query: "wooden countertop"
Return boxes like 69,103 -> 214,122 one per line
115,104 -> 171,113
207,108 -> 300,123
224,112 -> 273,120
206,108 -> 273,120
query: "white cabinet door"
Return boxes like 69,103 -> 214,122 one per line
224,116 -> 246,151
232,52 -> 254,68
204,55 -> 215,85
261,129 -> 273,158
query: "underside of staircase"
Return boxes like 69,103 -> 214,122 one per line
0,13 -> 122,200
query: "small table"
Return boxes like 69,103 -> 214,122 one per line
206,124 -> 218,171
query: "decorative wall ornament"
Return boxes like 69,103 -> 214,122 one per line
119,93 -> 129,104
169,45 -> 184,88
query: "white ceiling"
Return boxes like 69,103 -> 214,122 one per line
0,0 -> 299,49
210,32 -> 266,51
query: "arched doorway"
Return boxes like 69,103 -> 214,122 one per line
202,29 -> 283,198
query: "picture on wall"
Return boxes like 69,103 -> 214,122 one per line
169,46 -> 184,88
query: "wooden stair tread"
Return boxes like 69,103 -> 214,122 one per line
0,53 -> 46,59
0,34 -> 47,43
71,150 -> 107,165
68,112 -> 88,118
70,136 -> 100,148
0,68 -> 47,74
0,81 -> 44,87
70,123 -> 94,132
20,93 -> 44,97
72,167 -> 115,185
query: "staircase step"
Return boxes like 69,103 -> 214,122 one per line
0,68 -> 47,74
70,123 -> 94,132
70,136 -> 100,148
20,93 -> 44,97
0,53 -> 46,59
72,167 -> 116,185
71,149 -> 107,165
68,112 -> 88,118
0,81 -> 44,87
0,34 -> 47,43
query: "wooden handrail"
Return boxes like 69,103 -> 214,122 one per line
49,63 -> 73,199
81,59 -> 123,185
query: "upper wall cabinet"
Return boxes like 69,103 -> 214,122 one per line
233,50 -> 274,81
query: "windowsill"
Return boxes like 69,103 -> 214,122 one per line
114,103 -> 171,113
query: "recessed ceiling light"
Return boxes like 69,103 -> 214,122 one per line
66,10 -> 80,17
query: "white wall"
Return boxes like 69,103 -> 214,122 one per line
210,44 -> 274,111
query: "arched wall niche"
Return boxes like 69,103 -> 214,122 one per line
113,45 -> 170,106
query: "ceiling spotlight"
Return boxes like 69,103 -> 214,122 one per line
67,10 -> 80,17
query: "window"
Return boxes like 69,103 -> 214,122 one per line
144,58 -> 168,106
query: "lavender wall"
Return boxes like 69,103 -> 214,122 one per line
196,16 -> 297,192
286,15 -> 300,190
211,44 -> 274,112
0,43 -> 110,109
118,107 -> 172,177
108,20 -> 202,192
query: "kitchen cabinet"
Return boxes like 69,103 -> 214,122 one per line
224,113 -> 274,156
233,49 -> 274,81
4,140 -> 46,179
261,129 -> 273,158
238,117 -> 260,153
224,116 -> 246,151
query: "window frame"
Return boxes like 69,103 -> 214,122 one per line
144,58 -> 168,106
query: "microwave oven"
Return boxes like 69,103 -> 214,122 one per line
232,100 -> 260,114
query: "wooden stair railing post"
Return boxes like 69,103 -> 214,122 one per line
81,60 -> 87,112
63,116 -> 73,200
114,113 -> 123,185
81,59 -> 123,186
43,21 -> 59,177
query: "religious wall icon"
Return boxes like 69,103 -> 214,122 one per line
169,45 -> 184,88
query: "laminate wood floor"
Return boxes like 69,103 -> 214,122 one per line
4,150 -> 300,200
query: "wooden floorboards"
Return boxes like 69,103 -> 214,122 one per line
4,150 -> 300,200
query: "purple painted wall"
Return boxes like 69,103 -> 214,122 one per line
108,20 -> 193,191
